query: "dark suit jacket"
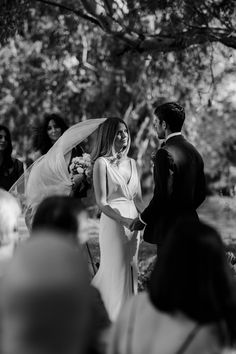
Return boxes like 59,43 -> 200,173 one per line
141,135 -> 206,245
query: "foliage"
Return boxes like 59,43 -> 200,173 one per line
0,0 -> 236,193
0,0 -> 30,45
1,0 -> 236,52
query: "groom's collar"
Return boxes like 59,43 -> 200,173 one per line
165,132 -> 182,142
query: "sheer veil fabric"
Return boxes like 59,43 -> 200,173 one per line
10,118 -> 107,222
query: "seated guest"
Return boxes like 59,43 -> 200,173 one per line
31,196 -> 111,351
0,125 -> 24,191
31,195 -> 85,243
0,189 -> 21,275
109,220 -> 236,354
1,234 -> 92,354
31,196 -> 95,262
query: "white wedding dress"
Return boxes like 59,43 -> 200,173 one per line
92,157 -> 140,321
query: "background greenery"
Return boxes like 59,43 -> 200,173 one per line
1,0 -> 236,194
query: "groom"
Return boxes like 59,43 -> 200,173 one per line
131,102 -> 206,249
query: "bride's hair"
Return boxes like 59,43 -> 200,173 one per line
92,118 -> 130,161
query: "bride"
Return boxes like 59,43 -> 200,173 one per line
92,118 -> 144,321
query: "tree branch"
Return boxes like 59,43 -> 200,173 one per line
111,27 -> 236,53
34,0 -> 103,28
33,0 -> 236,53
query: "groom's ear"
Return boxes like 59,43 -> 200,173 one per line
162,120 -> 167,130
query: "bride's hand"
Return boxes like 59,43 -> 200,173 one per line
121,217 -> 134,230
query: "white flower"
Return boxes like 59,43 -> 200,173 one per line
79,157 -> 85,163
83,160 -> 91,168
76,167 -> 84,174
82,153 -> 91,162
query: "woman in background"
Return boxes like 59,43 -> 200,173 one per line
0,125 -> 23,191
33,113 -> 68,157
92,118 -> 144,322
109,220 -> 236,354
32,114 -> 86,196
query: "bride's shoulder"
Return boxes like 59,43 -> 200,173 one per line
129,157 -> 138,167
94,156 -> 107,164
93,157 -> 108,169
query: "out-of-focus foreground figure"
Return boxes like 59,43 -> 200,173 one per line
1,233 -> 92,354
0,189 -> 21,275
109,220 -> 236,354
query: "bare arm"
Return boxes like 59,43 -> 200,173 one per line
93,158 -> 132,228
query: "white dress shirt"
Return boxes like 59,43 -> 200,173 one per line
165,131 -> 182,142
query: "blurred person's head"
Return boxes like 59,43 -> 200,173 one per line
1,233 -> 91,354
0,125 -> 13,167
33,114 -> 68,155
149,219 -> 236,343
92,118 -> 130,161
153,102 -> 185,139
31,196 -> 88,244
0,189 -> 21,246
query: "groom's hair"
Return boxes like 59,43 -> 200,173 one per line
154,102 -> 185,132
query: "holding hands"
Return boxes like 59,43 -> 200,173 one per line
121,217 -> 134,230
130,217 -> 145,231
122,216 -> 145,231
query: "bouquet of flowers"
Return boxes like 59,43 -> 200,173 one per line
69,153 -> 92,196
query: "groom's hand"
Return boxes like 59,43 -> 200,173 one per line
130,217 -> 145,231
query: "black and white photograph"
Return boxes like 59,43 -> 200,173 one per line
1,0 -> 236,353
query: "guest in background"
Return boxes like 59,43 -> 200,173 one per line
33,113 -> 68,157
32,114 -> 87,197
0,189 -> 21,276
0,125 -> 24,191
1,234 -> 92,354
109,220 -> 236,354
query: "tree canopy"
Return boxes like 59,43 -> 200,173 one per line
1,0 -> 236,52
0,0 -> 236,193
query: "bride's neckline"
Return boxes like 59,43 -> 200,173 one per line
106,156 -> 133,185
